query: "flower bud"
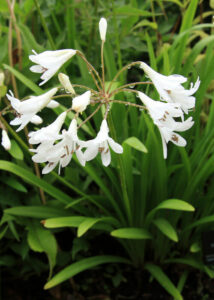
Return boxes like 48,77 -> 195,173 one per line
58,73 -> 75,95
99,18 -> 107,42
0,72 -> 5,86
1,129 -> 11,150
72,91 -> 91,113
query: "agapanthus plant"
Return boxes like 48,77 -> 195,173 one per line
1,18 -> 200,174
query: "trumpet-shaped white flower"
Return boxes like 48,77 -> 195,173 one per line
58,73 -> 76,95
32,119 -> 85,174
28,111 -> 67,144
1,129 -> 11,150
99,18 -> 107,42
29,49 -> 76,86
138,91 -> 184,123
7,88 -> 58,132
84,120 -> 123,167
138,91 -> 194,158
72,91 -> 91,113
140,62 -> 200,113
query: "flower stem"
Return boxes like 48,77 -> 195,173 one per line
109,81 -> 152,97
109,99 -> 147,110
101,40 -> 105,91
77,103 -> 102,129
76,51 -> 102,92
107,61 -> 142,94
108,112 -> 132,226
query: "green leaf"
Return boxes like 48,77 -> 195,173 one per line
77,218 -> 101,237
44,255 -> 130,289
146,199 -> 194,225
190,242 -> 201,253
8,140 -> 24,160
153,218 -> 178,242
0,161 -> 72,204
111,228 -> 152,240
0,177 -> 27,193
123,137 -> 148,153
185,214 -> 214,231
113,6 -> 156,17
77,217 -> 117,237
3,64 -> 43,95
154,199 -> 194,212
145,263 -> 183,300
27,221 -> 57,277
43,216 -> 86,228
4,206 -> 70,219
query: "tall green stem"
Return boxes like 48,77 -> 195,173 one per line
108,112 -> 132,225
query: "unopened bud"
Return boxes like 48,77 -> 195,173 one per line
1,129 -> 11,150
0,72 -> 5,86
99,18 -> 107,42
72,91 -> 91,113
58,73 -> 75,95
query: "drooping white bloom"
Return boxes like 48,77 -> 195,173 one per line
99,18 -> 107,42
7,88 -> 58,132
138,91 -> 194,158
140,62 -> 200,113
72,91 -> 91,113
58,73 -> 75,95
29,49 -> 76,86
84,119 -> 123,167
1,129 -> 11,150
32,119 -> 85,174
28,111 -> 67,144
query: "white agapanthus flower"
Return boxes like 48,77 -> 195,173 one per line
84,119 -> 123,167
99,18 -> 107,42
32,119 -> 85,174
58,73 -> 76,95
7,88 -> 58,132
138,91 -> 194,158
29,49 -> 76,86
1,129 -> 11,150
72,91 -> 91,113
140,62 -> 200,113
28,111 -> 67,144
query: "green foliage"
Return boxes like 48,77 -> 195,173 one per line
1,0 -> 214,299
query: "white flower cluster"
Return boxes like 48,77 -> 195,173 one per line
3,17 -> 200,172
139,63 -> 200,158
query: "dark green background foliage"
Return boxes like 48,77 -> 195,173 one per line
0,0 -> 214,299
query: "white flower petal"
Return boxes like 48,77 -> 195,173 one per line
108,137 -> 123,154
42,162 -> 58,174
31,115 -> 43,125
47,100 -> 59,109
101,147 -> 111,167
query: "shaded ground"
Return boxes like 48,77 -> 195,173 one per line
2,265 -> 214,300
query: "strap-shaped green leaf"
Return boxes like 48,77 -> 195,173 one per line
0,160 -> 72,204
111,227 -> 152,240
44,255 -> 131,289
153,218 -> 178,242
145,263 -> 183,300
